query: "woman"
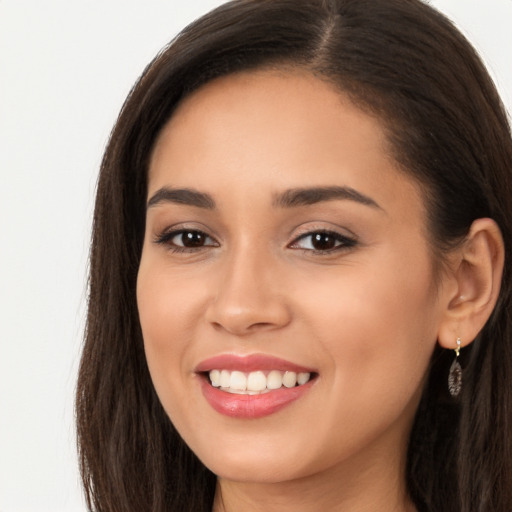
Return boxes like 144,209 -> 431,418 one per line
76,0 -> 512,510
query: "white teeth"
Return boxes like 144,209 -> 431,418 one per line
207,369 -> 312,394
282,371 -> 297,388
297,372 -> 310,385
267,370 -> 283,390
220,369 -> 231,388
230,371 -> 247,391
247,371 -> 266,391
210,369 -> 221,387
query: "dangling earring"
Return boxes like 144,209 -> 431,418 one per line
448,337 -> 462,397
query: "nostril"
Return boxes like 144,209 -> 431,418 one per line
248,322 -> 275,330
209,319 -> 282,336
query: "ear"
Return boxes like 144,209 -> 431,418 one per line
437,218 -> 504,350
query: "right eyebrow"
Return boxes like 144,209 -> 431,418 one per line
146,187 -> 216,210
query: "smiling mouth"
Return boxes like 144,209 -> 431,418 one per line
207,369 -> 314,395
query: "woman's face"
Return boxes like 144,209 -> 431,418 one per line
137,70 -> 447,484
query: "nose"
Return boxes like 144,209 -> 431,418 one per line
205,246 -> 292,336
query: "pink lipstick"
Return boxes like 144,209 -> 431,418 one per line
196,354 -> 316,418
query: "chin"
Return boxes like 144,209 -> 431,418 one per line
187,430 -> 311,483
206,456 -> 307,484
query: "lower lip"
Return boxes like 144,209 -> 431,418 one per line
199,377 -> 315,418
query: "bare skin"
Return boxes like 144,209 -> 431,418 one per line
212,418 -> 417,512
137,70 -> 504,512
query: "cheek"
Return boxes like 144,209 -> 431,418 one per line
137,251 -> 209,346
136,257 -> 203,413
297,249 -> 439,416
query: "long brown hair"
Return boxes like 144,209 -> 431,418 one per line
76,1 -> 512,510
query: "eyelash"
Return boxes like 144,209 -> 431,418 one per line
290,230 -> 357,254
154,228 -> 357,255
154,229 -> 218,254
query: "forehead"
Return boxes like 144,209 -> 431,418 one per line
148,69 -> 422,215
153,69 -> 390,156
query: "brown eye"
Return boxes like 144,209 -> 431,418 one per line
155,229 -> 218,251
310,233 -> 337,251
176,231 -> 208,247
291,231 -> 356,253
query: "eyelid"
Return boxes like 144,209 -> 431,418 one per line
152,220 -> 218,242
288,227 -> 358,253
153,225 -> 219,252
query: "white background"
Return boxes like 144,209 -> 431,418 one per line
0,1 -> 510,511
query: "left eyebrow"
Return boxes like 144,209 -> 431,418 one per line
272,186 -> 382,210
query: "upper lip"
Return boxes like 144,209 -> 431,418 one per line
195,354 -> 316,374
